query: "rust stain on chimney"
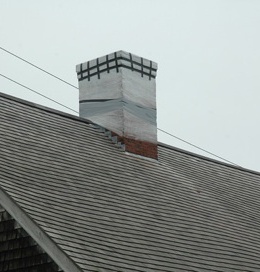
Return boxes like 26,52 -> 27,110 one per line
121,137 -> 158,160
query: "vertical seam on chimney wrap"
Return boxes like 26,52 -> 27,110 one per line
141,57 -> 144,77
80,63 -> 83,80
96,58 -> 100,79
106,55 -> 110,73
87,61 -> 90,81
114,52 -> 119,73
149,61 -> 152,80
129,53 -> 134,71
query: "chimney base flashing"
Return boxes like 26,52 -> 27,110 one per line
121,137 -> 158,160
92,124 -> 157,160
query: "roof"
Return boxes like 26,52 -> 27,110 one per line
0,204 -> 63,271
1,91 -> 260,271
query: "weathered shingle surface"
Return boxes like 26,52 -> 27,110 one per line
0,205 -> 62,272
1,92 -> 260,271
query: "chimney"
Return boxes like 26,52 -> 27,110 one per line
76,51 -> 158,159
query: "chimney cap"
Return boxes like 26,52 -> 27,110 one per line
76,50 -> 158,82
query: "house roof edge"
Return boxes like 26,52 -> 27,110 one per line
158,142 -> 260,176
0,187 -> 84,272
0,91 -> 93,125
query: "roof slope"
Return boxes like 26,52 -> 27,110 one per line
1,92 -> 260,271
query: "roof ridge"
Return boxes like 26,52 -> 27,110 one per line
2,92 -> 258,177
0,91 -> 92,125
159,142 -> 260,176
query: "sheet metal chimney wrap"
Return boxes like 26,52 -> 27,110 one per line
76,50 -> 158,144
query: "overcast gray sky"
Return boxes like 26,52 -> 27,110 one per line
1,0 -> 260,171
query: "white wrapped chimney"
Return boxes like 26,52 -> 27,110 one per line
76,51 -> 158,159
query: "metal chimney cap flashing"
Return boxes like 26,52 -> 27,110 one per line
76,50 -> 158,82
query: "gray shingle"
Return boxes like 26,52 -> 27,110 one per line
1,92 -> 260,271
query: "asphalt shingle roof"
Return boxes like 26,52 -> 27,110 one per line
1,92 -> 260,271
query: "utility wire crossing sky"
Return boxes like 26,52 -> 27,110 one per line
1,0 -> 260,171
0,46 -> 241,167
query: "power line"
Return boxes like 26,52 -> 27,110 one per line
158,128 -> 240,167
0,45 -> 240,167
0,72 -> 239,167
0,73 -> 78,114
0,46 -> 78,90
